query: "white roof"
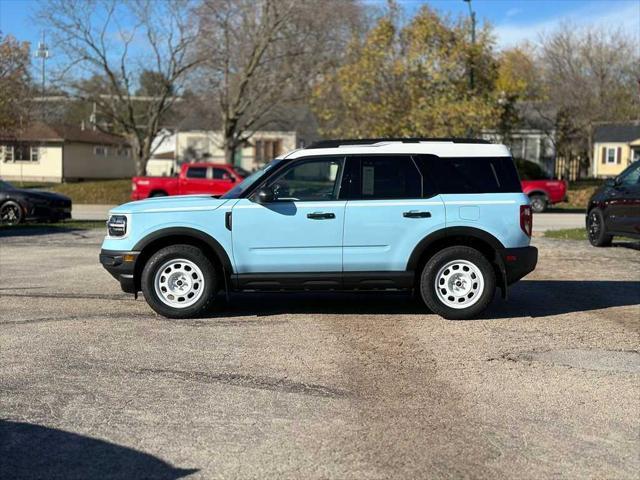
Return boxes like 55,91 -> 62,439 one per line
283,141 -> 510,159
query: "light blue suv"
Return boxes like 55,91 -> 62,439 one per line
100,138 -> 537,320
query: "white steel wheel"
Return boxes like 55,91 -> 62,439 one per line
154,258 -> 205,308
434,259 -> 484,309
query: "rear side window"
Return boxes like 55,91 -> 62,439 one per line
186,167 -> 208,179
416,155 -> 521,194
344,156 -> 423,199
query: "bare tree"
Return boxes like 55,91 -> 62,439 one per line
538,26 -> 640,169
195,0 -> 361,163
0,33 -> 32,133
39,0 -> 202,175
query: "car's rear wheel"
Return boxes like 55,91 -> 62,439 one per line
141,244 -> 218,318
0,201 -> 23,225
587,208 -> 612,247
419,246 -> 496,320
529,194 -> 547,213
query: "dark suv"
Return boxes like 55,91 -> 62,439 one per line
587,161 -> 640,246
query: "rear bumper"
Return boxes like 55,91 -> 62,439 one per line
501,246 -> 538,285
99,249 -> 140,293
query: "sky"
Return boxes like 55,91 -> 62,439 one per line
1,0 -> 639,55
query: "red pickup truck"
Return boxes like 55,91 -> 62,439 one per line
516,159 -> 568,212
131,163 -> 245,200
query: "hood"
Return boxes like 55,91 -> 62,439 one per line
110,194 -> 231,214
14,188 -> 71,203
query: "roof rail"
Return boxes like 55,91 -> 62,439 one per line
306,137 -> 491,149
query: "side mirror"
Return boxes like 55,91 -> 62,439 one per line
605,177 -> 618,188
256,186 -> 275,203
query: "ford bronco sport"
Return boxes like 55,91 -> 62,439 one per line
100,138 -> 537,320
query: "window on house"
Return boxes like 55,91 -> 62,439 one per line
30,147 -> 39,162
94,146 -> 108,156
254,139 -> 282,165
607,147 -> 616,164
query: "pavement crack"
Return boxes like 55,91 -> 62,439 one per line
130,367 -> 349,398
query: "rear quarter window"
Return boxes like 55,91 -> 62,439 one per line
416,155 -> 522,194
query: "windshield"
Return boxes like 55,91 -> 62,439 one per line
0,180 -> 15,191
221,159 -> 283,199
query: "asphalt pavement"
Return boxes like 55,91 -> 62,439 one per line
0,228 -> 638,479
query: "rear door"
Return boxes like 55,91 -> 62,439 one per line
180,166 -> 211,194
342,155 -> 446,272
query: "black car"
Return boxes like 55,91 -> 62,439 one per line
0,180 -> 72,225
587,161 -> 640,246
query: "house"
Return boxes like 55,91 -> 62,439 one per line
152,129 -> 297,174
591,122 -> 640,178
0,122 -> 133,182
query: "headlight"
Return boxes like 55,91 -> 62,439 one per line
107,215 -> 128,237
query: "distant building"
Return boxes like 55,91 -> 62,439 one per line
152,129 -> 297,174
0,122 -> 133,182
482,129 -> 556,176
591,122 -> 640,178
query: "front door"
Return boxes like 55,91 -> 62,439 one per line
342,155 -> 446,272
232,157 -> 346,273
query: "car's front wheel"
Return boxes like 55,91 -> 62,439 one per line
0,200 -> 23,225
141,244 -> 218,318
587,208 -> 612,247
419,246 -> 496,320
529,194 -> 547,213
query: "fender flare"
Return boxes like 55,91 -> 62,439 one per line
525,189 -> 549,199
133,227 -> 233,274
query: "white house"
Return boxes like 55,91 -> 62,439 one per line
0,122 -> 133,182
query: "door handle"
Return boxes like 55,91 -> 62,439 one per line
403,210 -> 431,218
307,212 -> 335,220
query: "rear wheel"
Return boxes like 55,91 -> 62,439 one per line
141,244 -> 218,318
587,208 -> 612,247
529,194 -> 547,213
0,201 -> 23,225
419,246 -> 496,320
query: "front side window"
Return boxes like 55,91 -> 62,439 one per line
265,157 -> 343,201
212,168 -> 232,180
618,162 -> 640,187
186,166 -> 208,179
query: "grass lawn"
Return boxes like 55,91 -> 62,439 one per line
544,228 -> 587,241
0,220 -> 105,231
16,179 -> 131,205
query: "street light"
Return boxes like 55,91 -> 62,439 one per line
463,0 -> 476,90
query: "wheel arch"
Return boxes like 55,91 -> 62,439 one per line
526,190 -> 549,200
407,227 -> 508,298
132,227 -> 233,291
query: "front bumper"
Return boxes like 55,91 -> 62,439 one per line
26,205 -> 72,222
99,249 -> 140,293
501,246 -> 538,285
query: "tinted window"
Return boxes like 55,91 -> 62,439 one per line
266,157 -> 344,201
618,162 -> 640,187
186,167 -> 207,179
416,156 -> 521,194
346,156 -> 422,199
212,168 -> 231,180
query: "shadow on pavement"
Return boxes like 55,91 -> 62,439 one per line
200,280 -> 639,320
0,226 -> 88,237
0,420 -> 197,480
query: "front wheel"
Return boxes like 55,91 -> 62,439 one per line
419,246 -> 496,320
141,244 -> 218,318
587,208 -> 612,247
0,201 -> 23,225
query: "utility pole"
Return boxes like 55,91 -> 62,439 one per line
463,0 -> 476,91
35,32 -> 50,120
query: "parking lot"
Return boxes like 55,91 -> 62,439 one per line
1,228 -> 639,479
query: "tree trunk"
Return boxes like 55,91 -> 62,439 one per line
129,135 -> 151,176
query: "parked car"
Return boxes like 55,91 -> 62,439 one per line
131,163 -> 245,200
101,138 -> 537,320
0,180 -> 72,225
586,161 -> 640,246
515,159 -> 568,213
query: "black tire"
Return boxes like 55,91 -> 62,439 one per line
150,191 -> 168,197
587,208 -> 612,247
529,194 -> 547,213
419,246 -> 496,320
141,244 -> 218,318
0,200 -> 24,225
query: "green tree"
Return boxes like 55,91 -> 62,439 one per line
312,6 -> 501,139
